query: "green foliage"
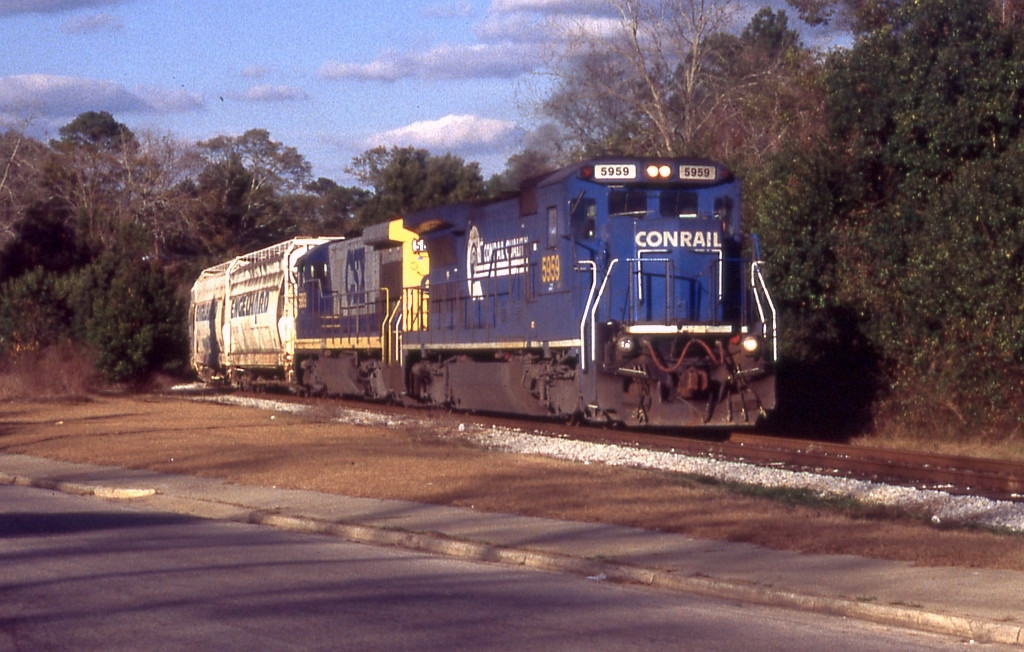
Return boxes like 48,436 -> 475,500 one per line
885,140 -> 1024,422
300,177 -> 371,236
752,142 -> 882,435
742,7 -> 801,53
347,146 -> 485,227
760,0 -> 1024,430
192,129 -> 315,254
0,268 -> 73,354
826,0 -> 1024,204
67,251 -> 185,382
486,146 -> 559,195
55,110 -> 136,151
785,0 -> 904,34
0,200 -> 81,282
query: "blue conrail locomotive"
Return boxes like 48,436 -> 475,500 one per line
285,157 -> 777,427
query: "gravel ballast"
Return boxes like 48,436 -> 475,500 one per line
199,392 -> 1024,534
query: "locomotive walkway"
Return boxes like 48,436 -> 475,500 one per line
1,452 -> 1021,646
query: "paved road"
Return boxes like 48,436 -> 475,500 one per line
0,484 -> 988,651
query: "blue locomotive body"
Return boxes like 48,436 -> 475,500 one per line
292,219 -> 427,399
264,157 -> 776,427
400,157 -> 776,426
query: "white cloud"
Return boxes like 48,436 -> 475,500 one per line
478,8 -> 619,45
363,114 -> 518,152
231,85 -> 309,102
0,74 -> 203,118
490,0 -> 608,13
320,41 -> 537,82
136,86 -> 204,112
0,74 -> 143,114
60,12 -> 122,33
318,0 -> 621,84
240,65 -> 272,79
423,1 -> 473,19
419,42 -> 538,78
318,58 -> 402,82
0,0 -> 130,15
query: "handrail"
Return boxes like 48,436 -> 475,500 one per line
750,260 -> 778,362
377,287 -> 391,361
391,311 -> 404,364
630,252 -> 724,324
383,291 -> 406,364
631,254 -> 673,323
588,259 -> 619,367
634,249 -> 668,306
577,260 -> 597,372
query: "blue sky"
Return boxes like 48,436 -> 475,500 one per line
0,0 -> 832,185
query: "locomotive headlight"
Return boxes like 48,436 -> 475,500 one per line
645,164 -> 672,179
616,335 -> 636,355
741,335 -> 761,355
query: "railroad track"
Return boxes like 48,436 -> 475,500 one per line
440,408 -> 1024,502
734,434 -> 1024,501
617,431 -> 1024,502
223,390 -> 1024,502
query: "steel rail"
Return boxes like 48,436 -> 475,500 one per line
224,391 -> 1024,502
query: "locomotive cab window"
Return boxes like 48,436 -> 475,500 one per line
547,206 -> 559,248
714,195 -> 734,221
609,189 -> 647,216
659,190 -> 699,218
304,263 -> 327,283
571,197 -> 597,240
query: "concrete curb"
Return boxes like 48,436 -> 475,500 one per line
260,512 -> 1023,646
2,471 -> 1021,646
0,471 -> 156,499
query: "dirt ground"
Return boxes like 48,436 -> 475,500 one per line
1,392 -> 1022,571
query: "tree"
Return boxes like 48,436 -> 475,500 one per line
0,199 -> 81,281
704,8 -> 826,172
38,115 -> 205,258
761,0 -> 1024,430
56,110 -> 135,151
0,267 -> 72,355
784,0 -> 902,34
487,124 -> 564,194
347,146 -> 485,227
117,131 -> 209,258
46,112 -> 139,253
193,129 -> 313,253
299,177 -> 371,235
198,129 -> 311,197
544,0 -> 740,157
67,249 -> 185,382
0,129 -> 49,256
752,140 -> 882,434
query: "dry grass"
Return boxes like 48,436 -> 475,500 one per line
2,394 -> 1022,570
854,403 -> 1024,462
0,343 -> 98,401
6,344 -> 1024,465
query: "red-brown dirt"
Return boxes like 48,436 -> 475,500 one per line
1,393 -> 1022,571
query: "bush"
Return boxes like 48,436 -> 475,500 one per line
67,252 -> 187,383
751,0 -> 1024,435
0,342 -> 97,399
0,267 -> 73,355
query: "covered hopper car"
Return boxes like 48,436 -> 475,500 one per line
189,237 -> 340,387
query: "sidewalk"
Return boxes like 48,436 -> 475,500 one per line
1,452 -> 1021,646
